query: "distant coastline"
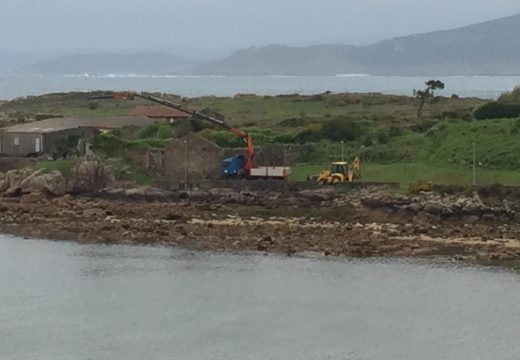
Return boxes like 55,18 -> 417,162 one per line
0,74 -> 519,101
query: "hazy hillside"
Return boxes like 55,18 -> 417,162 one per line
194,14 -> 520,76
21,52 -> 197,75
0,51 -> 51,73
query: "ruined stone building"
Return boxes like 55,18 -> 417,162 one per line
164,133 -> 224,182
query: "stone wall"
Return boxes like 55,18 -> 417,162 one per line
164,133 -> 224,182
126,149 -> 165,170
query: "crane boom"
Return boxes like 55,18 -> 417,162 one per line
90,91 -> 255,175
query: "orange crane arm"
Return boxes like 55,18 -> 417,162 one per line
91,91 -> 256,172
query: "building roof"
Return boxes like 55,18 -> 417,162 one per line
129,106 -> 190,119
1,116 -> 157,134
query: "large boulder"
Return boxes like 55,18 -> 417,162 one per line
182,190 -> 212,202
21,170 -> 67,196
124,186 -> 173,201
5,169 -> 32,190
299,188 -> 337,202
70,158 -> 114,194
0,172 -> 7,192
2,168 -> 34,195
207,188 -> 236,197
19,169 -> 45,189
423,201 -> 444,215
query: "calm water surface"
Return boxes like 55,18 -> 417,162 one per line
1,74 -> 520,99
1,235 -> 520,360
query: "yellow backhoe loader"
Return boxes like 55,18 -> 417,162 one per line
317,157 -> 361,185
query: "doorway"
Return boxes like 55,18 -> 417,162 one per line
35,137 -> 41,153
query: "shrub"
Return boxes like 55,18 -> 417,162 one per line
511,119 -> 520,134
410,119 -> 436,133
362,129 -> 389,146
473,102 -> 520,120
389,126 -> 404,137
156,125 -> 173,139
376,129 -> 390,144
90,133 -> 128,157
320,118 -> 364,142
90,132 -> 171,157
137,123 -> 161,139
294,129 -> 321,144
498,87 -> 520,104
278,117 -> 306,127
52,135 -> 81,159
137,123 -> 174,140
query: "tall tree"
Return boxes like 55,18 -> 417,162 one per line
413,80 -> 445,118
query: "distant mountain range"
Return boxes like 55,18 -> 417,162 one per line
193,14 -> 520,76
5,13 -> 520,76
0,51 -> 51,73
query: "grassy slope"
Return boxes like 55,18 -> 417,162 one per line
0,92 -> 483,127
189,93 -> 481,129
368,118 -> 520,169
425,119 -> 520,169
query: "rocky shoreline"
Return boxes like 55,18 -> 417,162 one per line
2,168 -> 520,264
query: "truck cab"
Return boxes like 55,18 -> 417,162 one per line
221,155 -> 245,179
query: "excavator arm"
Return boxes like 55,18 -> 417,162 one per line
91,91 -> 256,174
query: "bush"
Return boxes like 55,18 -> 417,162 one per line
410,119 -> 436,133
389,126 -> 404,137
90,133 -> 172,157
136,123 -> 174,140
320,118 -> 364,142
473,102 -> 520,120
156,125 -> 173,139
376,129 -> 390,144
52,135 -> 81,159
137,123 -> 161,139
294,129 -> 322,144
90,133 -> 127,157
511,119 -> 520,134
278,117 -> 306,127
498,87 -> 520,104
362,129 -> 389,146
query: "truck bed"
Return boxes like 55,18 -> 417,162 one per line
250,166 -> 291,179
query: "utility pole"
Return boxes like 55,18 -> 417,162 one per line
472,142 -> 476,186
341,141 -> 344,161
184,140 -> 188,187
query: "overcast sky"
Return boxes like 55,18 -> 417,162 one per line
2,0 -> 520,58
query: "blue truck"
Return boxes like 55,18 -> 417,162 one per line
221,155 -> 291,180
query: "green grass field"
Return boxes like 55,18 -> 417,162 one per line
291,163 -> 520,186
0,91 -> 484,128
3,91 -> 520,188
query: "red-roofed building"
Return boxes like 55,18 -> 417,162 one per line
129,106 -> 190,123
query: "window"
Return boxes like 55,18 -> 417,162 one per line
13,136 -> 20,146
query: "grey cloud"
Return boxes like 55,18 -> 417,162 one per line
1,0 -> 520,57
